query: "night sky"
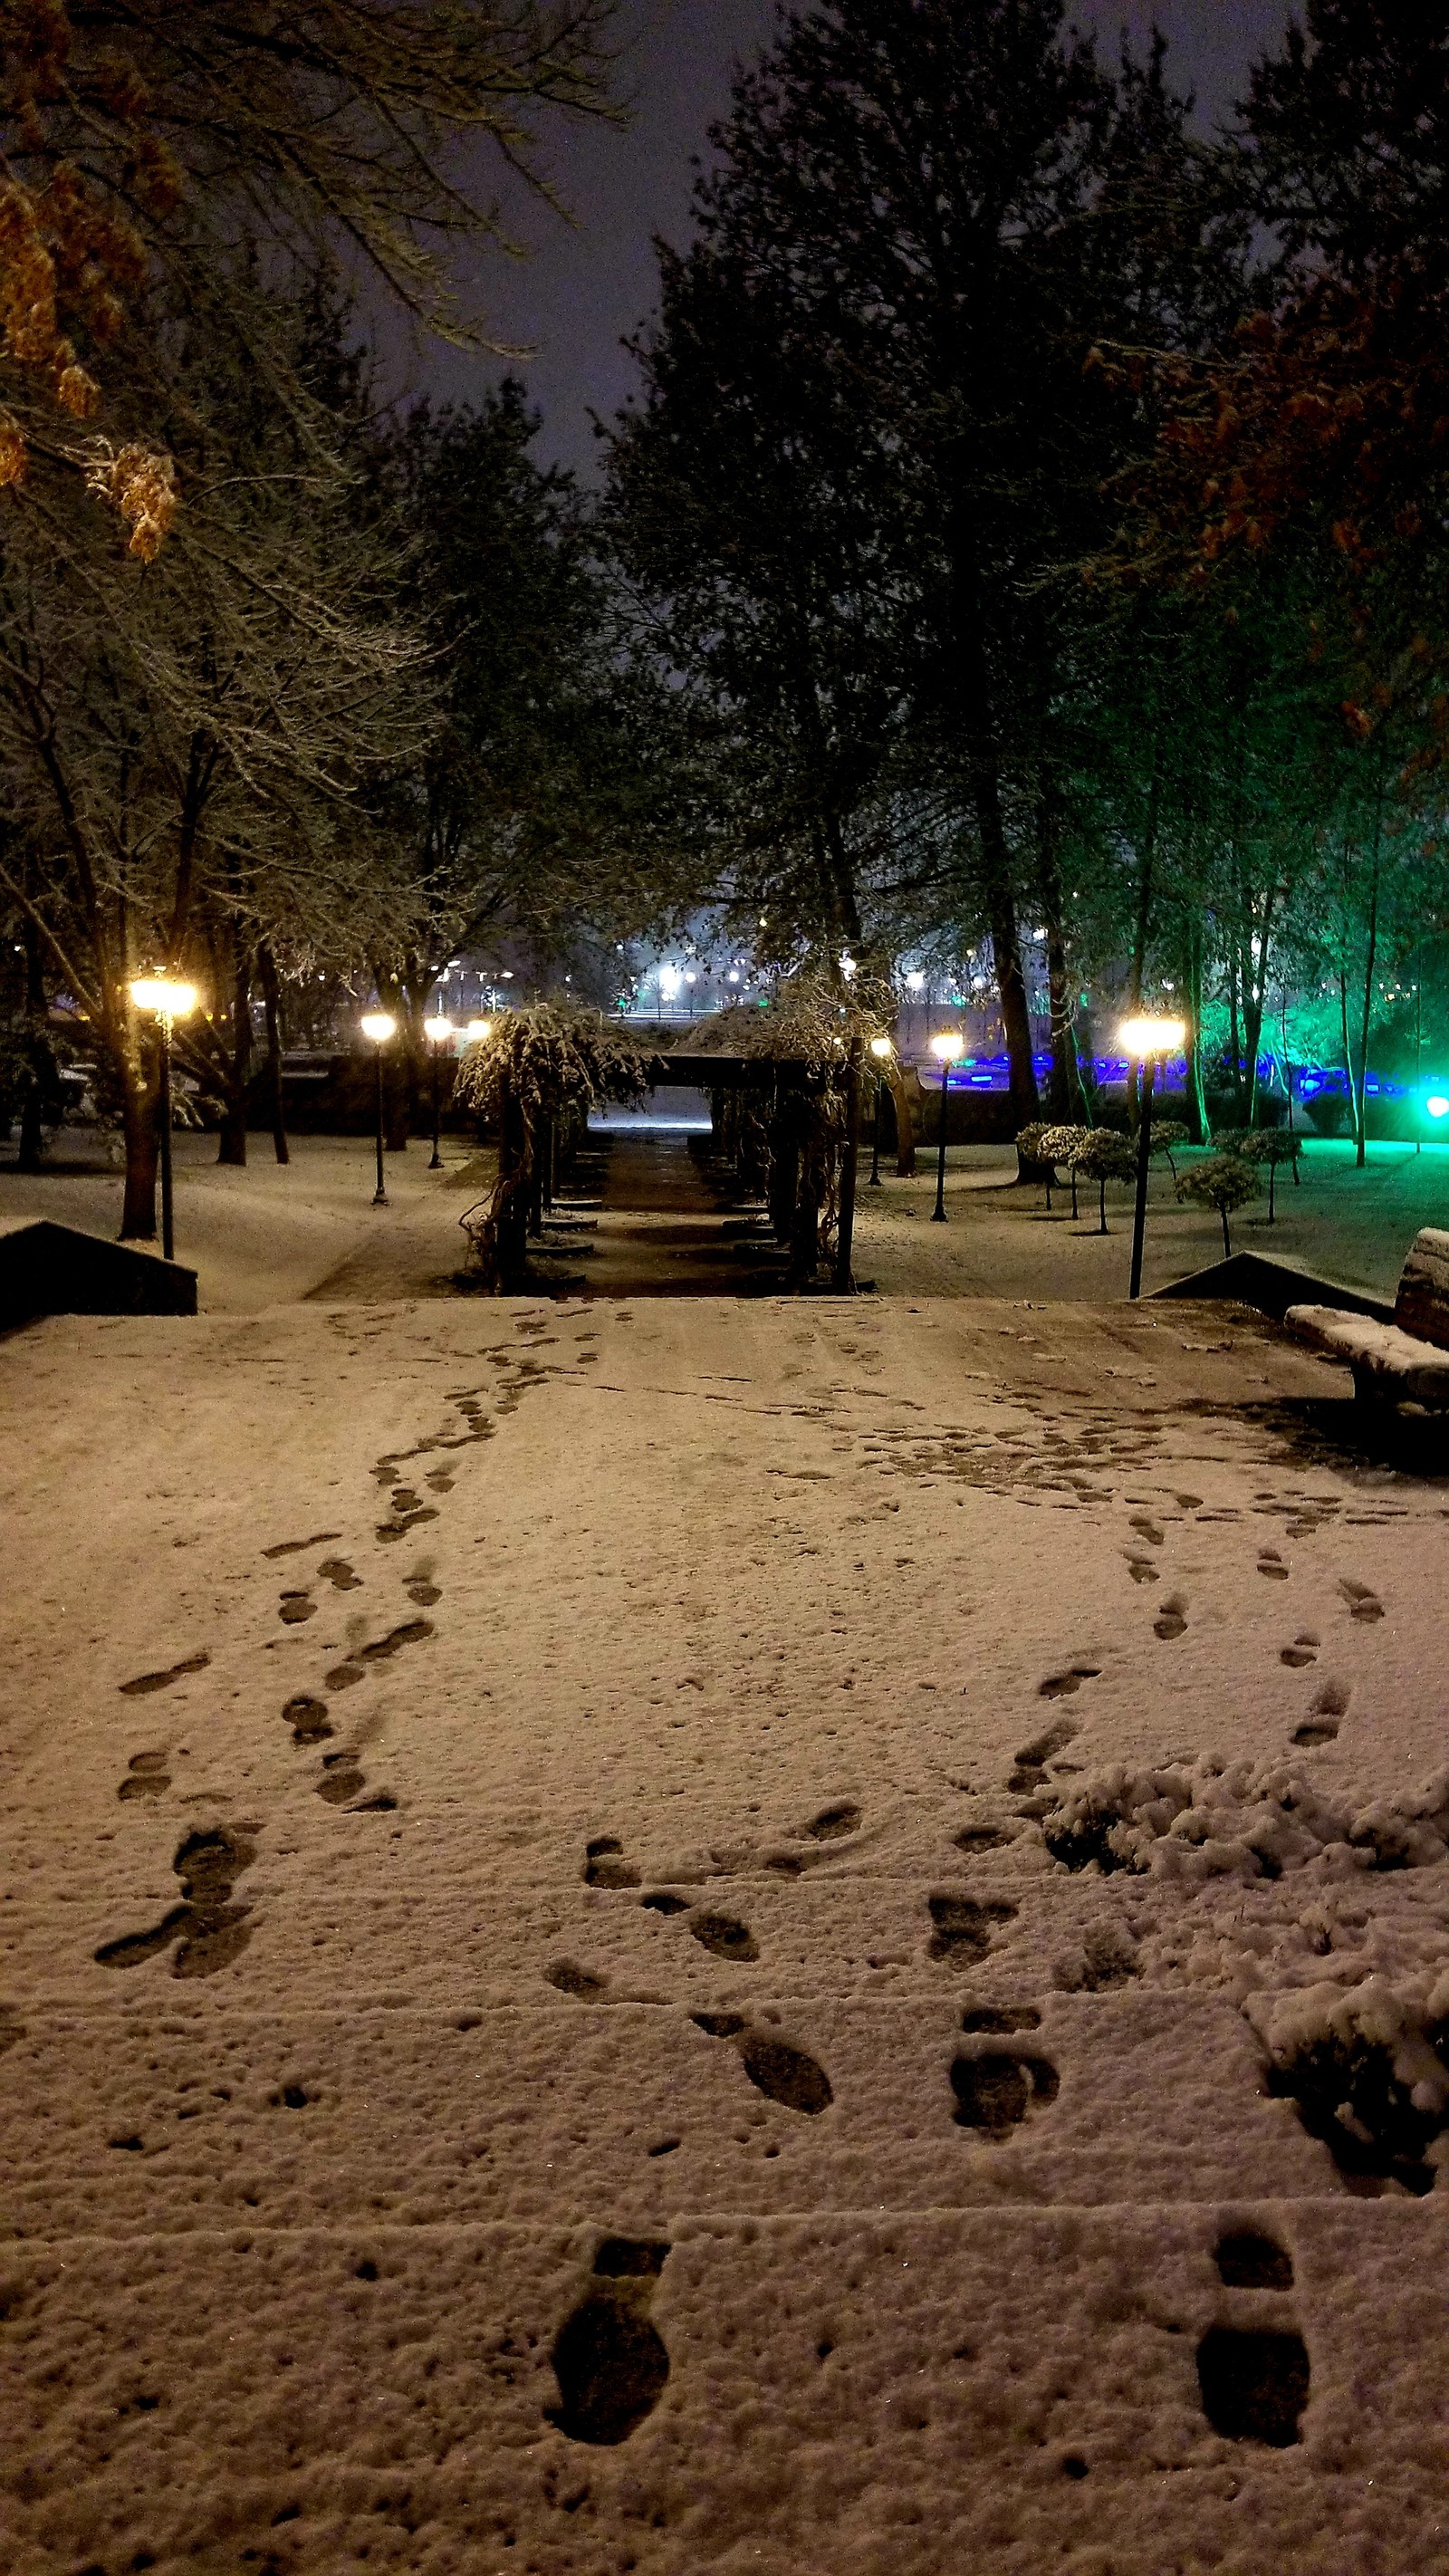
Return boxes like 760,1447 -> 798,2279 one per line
417,0 -> 1299,468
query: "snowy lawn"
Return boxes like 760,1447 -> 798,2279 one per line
1,1292 -> 1447,2571
0,1128 -> 494,1308
853,1137 -> 1449,1303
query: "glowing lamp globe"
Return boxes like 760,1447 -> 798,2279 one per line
423,1015 -> 453,1045
929,1031 -> 964,1063
1428,1095 -> 1449,1120
464,1017 -> 493,1043
869,1035 -> 895,1060
360,1012 -> 396,1045
1118,1014 -> 1186,1058
130,976 -> 198,1020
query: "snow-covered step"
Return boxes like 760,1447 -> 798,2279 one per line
1,2202 -> 1442,2575
0,1992 -> 1334,2240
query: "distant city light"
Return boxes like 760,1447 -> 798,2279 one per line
1428,1094 -> 1449,1120
905,970 -> 926,993
658,964 -> 682,1001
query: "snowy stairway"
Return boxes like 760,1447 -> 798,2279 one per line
4,1295 -> 1449,2571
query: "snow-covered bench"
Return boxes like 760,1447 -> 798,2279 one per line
1286,1227 -> 1449,1406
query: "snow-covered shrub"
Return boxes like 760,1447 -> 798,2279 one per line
1040,1122 -> 1092,1216
1175,1150 -> 1260,1254
1041,1754 -> 1449,1888
1147,1118 -> 1190,1178
1247,1973 -> 1449,2191
1070,1128 -> 1137,1233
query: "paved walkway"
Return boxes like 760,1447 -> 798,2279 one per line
2,1295 -> 1446,2571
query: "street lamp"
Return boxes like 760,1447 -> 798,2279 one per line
928,1030 -> 964,1221
464,1017 -> 493,1045
1119,1014 -> 1187,1298
868,1033 -> 894,1186
129,976 -> 198,1261
360,1012 -> 396,1206
422,1014 -> 453,1170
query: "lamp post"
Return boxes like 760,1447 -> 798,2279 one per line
1119,1014 -> 1187,1298
423,1014 -> 453,1170
129,976 -> 199,1261
928,1030 -> 964,1221
868,1034 -> 894,1186
360,1012 -> 397,1206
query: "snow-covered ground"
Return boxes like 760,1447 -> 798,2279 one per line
2,1284 -> 1447,2571
5,1127 -> 1448,1309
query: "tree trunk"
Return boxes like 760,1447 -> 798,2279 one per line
495,1074 -> 529,1285
1036,796 -> 1087,1121
258,945 -> 290,1164
885,1059 -> 916,1176
16,916 -> 51,1173
1355,831 -> 1381,1172
1127,736 -> 1163,1134
1228,953 -> 1243,1121
120,1076 -> 159,1240
952,543 -> 1038,1124
1185,924 -> 1210,1143
1339,965 -> 1362,1161
217,944 -> 252,1166
1220,1203 -> 1232,1258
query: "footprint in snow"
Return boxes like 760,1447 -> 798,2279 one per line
548,2237 -> 672,2446
277,1590 -> 317,1625
951,2040 -> 1059,2138
1128,1514 -> 1165,1547
1126,1556 -> 1159,1585
954,1822 -> 1018,1854
583,1836 -> 639,1889
687,1909 -> 758,1963
118,1650 -> 209,1698
325,1617 -> 434,1690
95,1826 -> 257,1978
262,1532 -> 341,1561
317,1557 -> 362,1591
1038,1664 -> 1100,1701
118,1749 -> 169,1802
1196,2326 -> 1309,2447
692,2012 -> 832,2112
1215,2229 -> 1293,2290
1292,1680 -> 1349,1748
1154,1593 -> 1188,1641
1281,1631 -> 1319,1669
283,1695 -> 333,1745
546,1959 -> 610,1999
801,1801 -> 861,1841
1010,1719 -> 1076,1793
926,1893 -> 1019,1966
315,1749 -> 396,1812
1257,1549 -> 1290,1581
1339,1578 -> 1384,1622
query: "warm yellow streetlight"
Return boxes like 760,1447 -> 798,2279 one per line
869,1034 -> 895,1059
360,1012 -> 397,1204
1118,1015 -> 1188,1299
130,976 -> 198,1024
927,1032 -> 964,1221
129,975 -> 200,1261
464,1016 -> 493,1043
422,1015 -> 454,1169
1118,1014 -> 1186,1059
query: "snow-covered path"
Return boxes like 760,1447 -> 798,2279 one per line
2,1294 -> 1446,2573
